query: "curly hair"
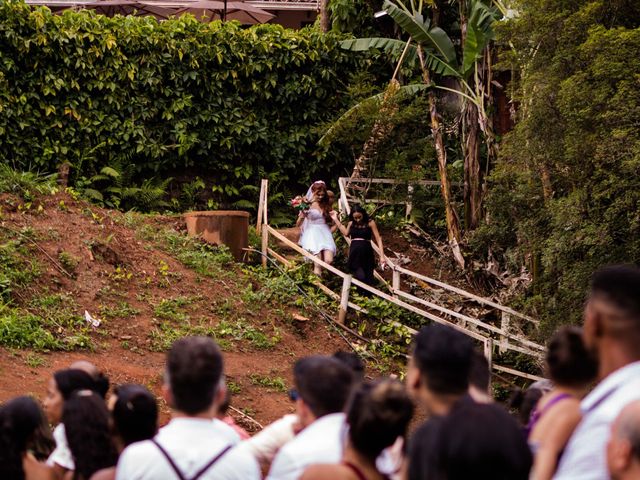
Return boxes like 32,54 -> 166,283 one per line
63,391 -> 118,480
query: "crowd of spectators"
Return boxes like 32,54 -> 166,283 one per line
1,264 -> 639,480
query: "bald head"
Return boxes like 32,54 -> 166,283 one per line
614,402 -> 640,455
608,401 -> 640,479
70,360 -> 99,377
69,360 -> 109,398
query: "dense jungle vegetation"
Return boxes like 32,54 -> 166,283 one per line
0,0 -> 639,333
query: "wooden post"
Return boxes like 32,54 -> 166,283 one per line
261,227 -> 268,268
484,338 -> 493,373
262,179 -> 268,227
406,183 -> 414,219
338,275 -> 352,324
392,269 -> 401,293
500,312 -> 510,354
256,179 -> 266,235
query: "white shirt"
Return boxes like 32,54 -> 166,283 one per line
267,413 -> 346,480
242,414 -> 298,466
554,361 -> 640,480
116,417 -> 260,480
46,424 -> 75,470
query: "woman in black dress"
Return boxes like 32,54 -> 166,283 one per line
331,205 -> 386,286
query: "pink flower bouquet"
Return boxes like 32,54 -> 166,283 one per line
291,195 -> 310,212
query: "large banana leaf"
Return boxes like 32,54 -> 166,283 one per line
382,0 -> 458,66
461,0 -> 498,78
319,83 -> 429,147
340,38 -> 418,64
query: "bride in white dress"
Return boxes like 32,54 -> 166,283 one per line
296,181 -> 336,275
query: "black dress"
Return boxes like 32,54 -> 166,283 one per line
348,222 -> 376,286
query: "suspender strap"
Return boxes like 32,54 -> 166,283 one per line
190,445 -> 233,480
343,461 -> 368,480
151,439 -> 187,480
151,440 -> 233,480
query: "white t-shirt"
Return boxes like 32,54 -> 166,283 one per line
242,414 -> 298,466
267,413 -> 345,480
116,417 -> 260,480
554,361 -> 640,480
46,424 -> 75,470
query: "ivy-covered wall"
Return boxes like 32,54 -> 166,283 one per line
0,1 -> 362,197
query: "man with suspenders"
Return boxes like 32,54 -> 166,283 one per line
116,337 -> 260,480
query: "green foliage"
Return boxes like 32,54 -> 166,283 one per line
249,374 -> 287,392
57,251 -> 79,274
0,2 -> 363,207
0,164 -> 58,200
0,294 -> 91,351
476,0 -> 640,331
0,236 -> 41,302
99,301 -> 140,319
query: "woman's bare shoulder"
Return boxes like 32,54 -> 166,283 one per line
301,464 -> 353,480
89,467 -> 116,480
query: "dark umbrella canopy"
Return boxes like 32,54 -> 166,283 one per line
82,0 -> 174,18
172,0 -> 274,24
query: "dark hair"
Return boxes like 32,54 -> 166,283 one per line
409,402 -> 532,480
92,373 -> 110,399
54,369 -> 100,400
112,384 -> 158,447
348,204 -> 370,225
590,265 -> 640,320
0,396 -> 53,480
167,336 -> 223,415
508,387 -> 545,427
469,351 -> 490,392
294,356 -> 354,418
347,380 -> 413,461
547,326 -> 597,388
412,325 -> 474,395
63,391 -> 118,480
333,351 -> 365,382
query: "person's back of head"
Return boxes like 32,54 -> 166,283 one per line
469,351 -> 492,403
63,390 -> 118,480
70,361 -> 110,399
333,351 -> 365,382
608,400 -> 640,480
410,402 -> 532,480
547,326 -> 597,389
408,325 -> 473,410
586,265 -> 640,363
166,336 -> 224,415
54,369 -> 100,400
346,380 -> 414,462
294,356 -> 354,421
0,396 -> 53,479
508,386 -> 545,428
112,384 -> 158,448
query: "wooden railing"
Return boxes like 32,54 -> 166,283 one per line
258,180 -> 544,382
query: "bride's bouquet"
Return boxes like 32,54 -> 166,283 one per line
291,195 -> 310,212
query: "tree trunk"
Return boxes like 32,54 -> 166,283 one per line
463,101 -> 482,229
423,67 -> 465,269
319,0 -> 330,32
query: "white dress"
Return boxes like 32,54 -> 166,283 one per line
299,209 -> 336,255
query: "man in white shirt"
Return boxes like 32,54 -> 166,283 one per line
607,401 -> 640,479
116,336 -> 260,480
554,265 -> 640,479
267,356 -> 355,480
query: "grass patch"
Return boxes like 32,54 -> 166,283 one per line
24,353 -> 46,368
227,381 -> 241,394
58,251 -> 79,275
0,237 -> 41,302
99,301 -> 140,320
213,320 -> 280,350
249,374 -> 287,392
153,296 -> 195,322
148,320 -> 228,352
